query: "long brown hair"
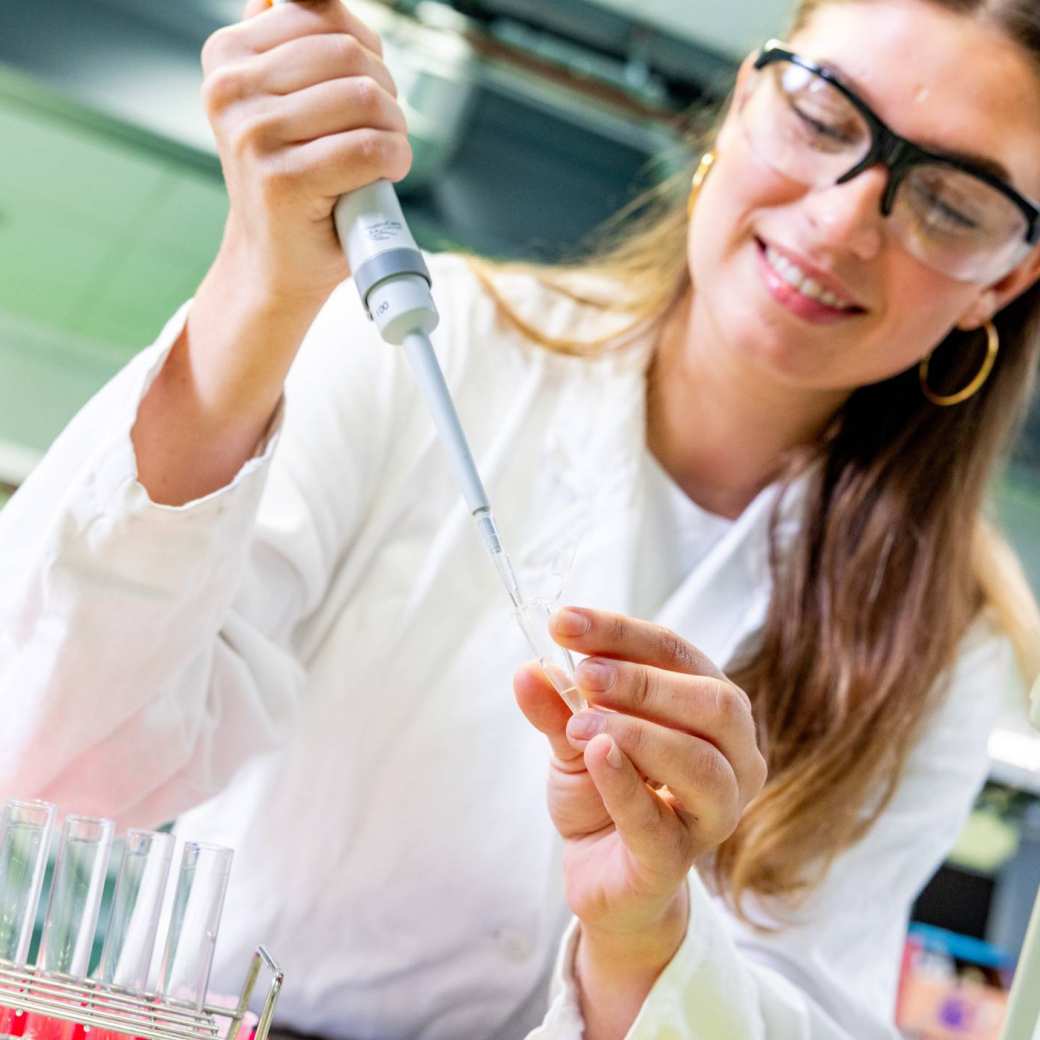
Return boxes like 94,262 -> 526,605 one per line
469,0 -> 1040,917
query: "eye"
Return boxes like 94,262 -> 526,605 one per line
908,179 -> 984,234
792,103 -> 859,146
773,65 -> 863,151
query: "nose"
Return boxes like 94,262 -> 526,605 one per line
800,164 -> 887,261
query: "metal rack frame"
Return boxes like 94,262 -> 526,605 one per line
0,948 -> 283,1040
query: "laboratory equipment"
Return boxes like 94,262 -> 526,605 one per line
0,808 -> 279,1040
0,940 -> 280,1040
0,800 -> 56,1038
99,831 -> 175,994
516,600 -> 584,714
157,843 -> 233,1010
87,831 -> 175,1040
24,816 -> 114,1040
272,0 -> 584,711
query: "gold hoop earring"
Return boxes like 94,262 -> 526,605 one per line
919,320 -> 999,407
688,151 -> 716,218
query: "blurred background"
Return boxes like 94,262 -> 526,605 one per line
0,2 -> 1038,1035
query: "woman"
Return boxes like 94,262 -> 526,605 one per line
1,0 -> 1038,1038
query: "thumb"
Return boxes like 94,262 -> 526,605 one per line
514,662 -> 584,768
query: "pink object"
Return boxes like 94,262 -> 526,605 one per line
0,1004 -> 27,1037
20,1013 -> 81,1040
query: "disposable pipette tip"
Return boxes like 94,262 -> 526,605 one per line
492,550 -> 523,609
514,600 -> 586,715
473,509 -> 522,607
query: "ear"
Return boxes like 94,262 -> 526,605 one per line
957,245 -> 1040,330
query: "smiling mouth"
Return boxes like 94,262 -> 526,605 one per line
755,238 -> 867,315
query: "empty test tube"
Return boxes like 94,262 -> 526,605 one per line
25,815 -> 114,1040
99,830 -> 174,992
515,599 -> 585,715
0,800 -> 56,1038
89,831 -> 175,1040
157,842 -> 233,1009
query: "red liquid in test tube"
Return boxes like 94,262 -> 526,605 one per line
0,1007 -> 27,1037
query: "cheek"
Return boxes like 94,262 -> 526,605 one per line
688,144 -> 802,281
867,266 -> 981,374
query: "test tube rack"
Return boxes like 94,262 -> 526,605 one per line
0,947 -> 282,1040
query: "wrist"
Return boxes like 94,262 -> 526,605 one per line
579,886 -> 690,976
217,212 -> 345,313
573,887 -> 689,1039
185,245 -> 328,421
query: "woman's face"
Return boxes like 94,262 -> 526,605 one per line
690,0 -> 1040,392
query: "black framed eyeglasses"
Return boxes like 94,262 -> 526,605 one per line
740,40 -> 1040,283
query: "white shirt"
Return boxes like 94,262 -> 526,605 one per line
632,450 -> 733,619
0,254 -> 1022,1039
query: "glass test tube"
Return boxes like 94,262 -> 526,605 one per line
515,599 -> 585,714
90,830 -> 174,1040
0,800 -> 56,1039
98,831 -> 174,993
24,815 -> 114,1040
157,843 -> 233,1009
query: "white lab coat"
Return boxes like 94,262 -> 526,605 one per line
0,254 -> 1022,1039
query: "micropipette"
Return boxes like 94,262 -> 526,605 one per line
273,0 -> 583,713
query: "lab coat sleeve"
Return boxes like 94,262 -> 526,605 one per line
530,621 -> 1020,1039
0,270 -> 421,825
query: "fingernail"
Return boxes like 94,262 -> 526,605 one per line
553,607 -> 590,637
578,659 -> 614,691
567,710 -> 605,741
604,736 -> 623,769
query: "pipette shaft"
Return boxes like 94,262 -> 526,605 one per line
273,0 -> 578,706
399,332 -> 522,606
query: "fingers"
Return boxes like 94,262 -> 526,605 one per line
251,77 -> 406,147
515,663 -> 615,839
209,0 -> 383,78
204,28 -> 396,121
550,607 -> 729,682
261,0 -> 384,59
584,734 -> 691,885
203,2 -> 407,192
256,126 -> 413,196
514,661 -> 583,769
573,658 -> 765,803
228,32 -> 398,101
568,710 -> 743,847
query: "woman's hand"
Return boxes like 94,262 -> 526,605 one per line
133,0 -> 412,505
514,607 -> 767,1037
203,0 -> 412,305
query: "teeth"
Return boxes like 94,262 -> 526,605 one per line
764,245 -> 851,310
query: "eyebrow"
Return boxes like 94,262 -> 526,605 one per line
816,57 -> 1013,182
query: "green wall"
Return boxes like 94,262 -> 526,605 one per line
0,64 -> 226,455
